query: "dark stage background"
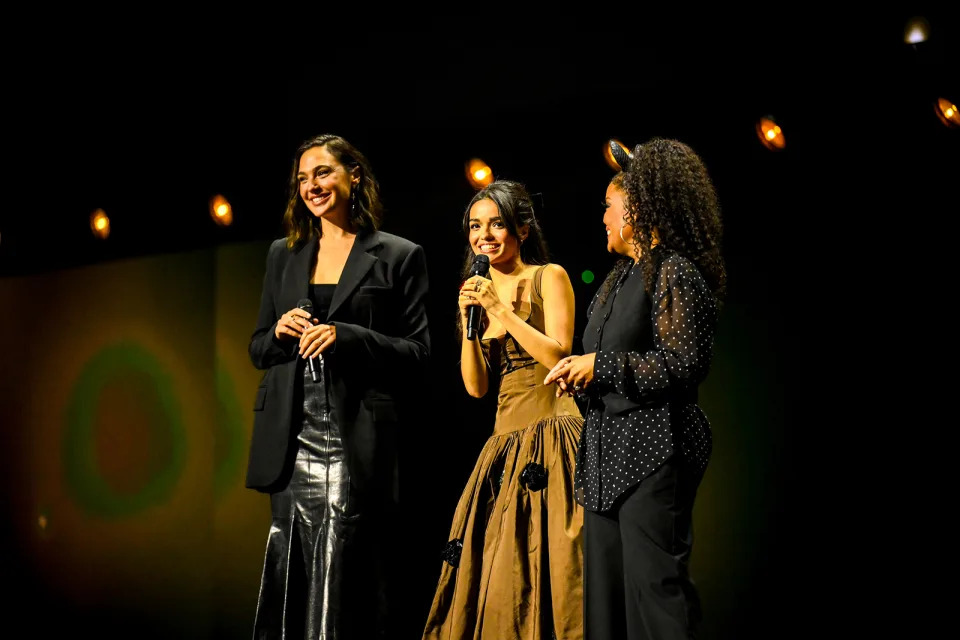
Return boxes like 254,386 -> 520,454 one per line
0,15 -> 954,639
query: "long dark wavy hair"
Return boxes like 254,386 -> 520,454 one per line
455,180 -> 550,336
595,137 -> 726,308
283,134 -> 383,250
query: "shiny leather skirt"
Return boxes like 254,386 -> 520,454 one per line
253,359 -> 375,640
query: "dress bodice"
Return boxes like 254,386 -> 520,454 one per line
480,265 -> 581,435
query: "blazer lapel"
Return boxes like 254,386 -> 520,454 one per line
280,234 -> 316,314
327,229 -> 380,320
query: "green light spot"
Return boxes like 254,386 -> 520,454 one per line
581,270 -> 595,284
64,342 -> 186,517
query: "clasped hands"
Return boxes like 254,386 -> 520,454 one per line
275,307 -> 337,359
544,353 -> 596,398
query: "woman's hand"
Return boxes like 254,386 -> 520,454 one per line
275,307 -> 313,341
460,275 -> 504,317
299,323 -> 336,359
544,353 -> 597,397
458,278 -> 481,325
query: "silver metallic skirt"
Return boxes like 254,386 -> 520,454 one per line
253,359 -> 383,639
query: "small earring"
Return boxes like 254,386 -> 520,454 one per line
350,189 -> 357,216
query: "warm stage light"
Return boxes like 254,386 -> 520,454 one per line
756,116 -> 786,151
904,16 -> 930,44
934,98 -> 959,129
210,194 -> 234,226
603,139 -> 631,170
90,209 -> 110,239
466,159 -> 494,189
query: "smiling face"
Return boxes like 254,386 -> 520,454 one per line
467,198 -> 527,269
602,180 -> 635,256
297,145 -> 358,222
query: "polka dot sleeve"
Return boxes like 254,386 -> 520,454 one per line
592,256 -> 717,401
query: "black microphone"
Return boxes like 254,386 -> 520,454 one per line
466,254 -> 490,340
296,298 -> 321,383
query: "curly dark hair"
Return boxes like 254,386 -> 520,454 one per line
283,134 -> 383,250
594,138 -> 726,308
455,180 -> 550,338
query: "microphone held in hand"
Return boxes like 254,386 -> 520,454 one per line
296,298 -> 321,383
466,254 -> 491,341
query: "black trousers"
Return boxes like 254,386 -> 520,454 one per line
583,455 -> 703,640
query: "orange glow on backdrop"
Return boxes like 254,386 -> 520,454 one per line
934,98 -> 959,128
90,209 -> 110,239
210,194 -> 233,226
465,158 -> 494,189
756,117 -> 786,151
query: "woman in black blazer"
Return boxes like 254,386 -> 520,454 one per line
246,134 -> 430,639
545,138 -> 726,640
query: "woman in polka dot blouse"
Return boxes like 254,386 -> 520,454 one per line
545,138 -> 726,640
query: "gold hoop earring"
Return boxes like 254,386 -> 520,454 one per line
619,225 -> 629,243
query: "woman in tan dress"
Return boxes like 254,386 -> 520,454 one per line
422,180 -> 584,640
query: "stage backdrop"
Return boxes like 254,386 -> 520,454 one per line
0,240 -> 781,639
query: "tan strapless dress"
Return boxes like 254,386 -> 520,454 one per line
423,265 -> 584,640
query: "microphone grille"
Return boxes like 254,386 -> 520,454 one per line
471,254 -> 490,276
296,297 -> 313,312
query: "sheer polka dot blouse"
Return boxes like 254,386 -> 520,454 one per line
575,252 -> 718,512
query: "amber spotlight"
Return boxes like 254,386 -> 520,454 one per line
90,208 -> 110,239
934,98 -> 959,129
210,194 -> 234,226
756,116 -> 786,151
466,158 -> 494,189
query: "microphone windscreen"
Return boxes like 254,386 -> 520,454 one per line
471,254 -> 490,276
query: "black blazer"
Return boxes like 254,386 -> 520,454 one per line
246,228 -> 431,502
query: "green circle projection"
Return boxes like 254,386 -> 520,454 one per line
581,270 -> 595,284
64,343 -> 187,517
